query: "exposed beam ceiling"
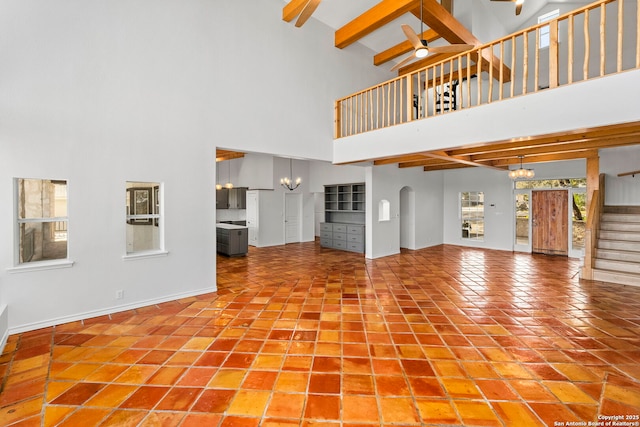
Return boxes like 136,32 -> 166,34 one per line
334,0 -> 418,49
366,121 -> 640,173
216,149 -> 245,162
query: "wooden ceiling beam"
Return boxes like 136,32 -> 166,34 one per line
399,158 -> 456,168
374,28 -> 440,66
446,122 -> 640,156
470,135 -> 640,161
413,0 -> 510,81
373,154 -> 434,165
282,0 -> 308,22
421,151 -> 507,171
335,0 -> 418,49
491,150 -> 599,166
424,163 -> 473,171
216,150 -> 245,162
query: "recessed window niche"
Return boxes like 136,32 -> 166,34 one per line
378,199 -> 390,222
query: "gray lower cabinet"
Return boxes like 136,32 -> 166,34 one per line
217,226 -> 248,256
320,222 -> 364,253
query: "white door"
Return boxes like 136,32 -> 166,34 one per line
285,193 -> 301,244
246,191 -> 258,246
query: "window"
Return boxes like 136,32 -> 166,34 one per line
461,191 -> 484,241
514,178 -> 586,189
16,178 -> 68,264
125,181 -> 163,255
538,9 -> 559,49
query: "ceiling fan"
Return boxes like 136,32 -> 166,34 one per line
291,0 -> 321,27
491,0 -> 525,16
391,0 -> 474,72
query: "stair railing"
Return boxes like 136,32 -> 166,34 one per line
582,173 -> 606,279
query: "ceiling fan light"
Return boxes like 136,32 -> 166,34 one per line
515,0 -> 524,5
415,46 -> 429,58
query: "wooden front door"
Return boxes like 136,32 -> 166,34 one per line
532,190 -> 568,255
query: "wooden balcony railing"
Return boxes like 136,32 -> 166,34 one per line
335,0 -> 640,139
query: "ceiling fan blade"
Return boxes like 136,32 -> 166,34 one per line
295,0 -> 321,27
515,2 -> 523,15
401,24 -> 424,50
427,44 -> 474,54
390,54 -> 417,72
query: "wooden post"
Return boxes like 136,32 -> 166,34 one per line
549,20 -> 559,88
406,74 -> 413,122
334,101 -> 341,139
581,154 -> 600,280
586,155 -> 600,213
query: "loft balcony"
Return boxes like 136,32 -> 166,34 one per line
332,0 -> 640,169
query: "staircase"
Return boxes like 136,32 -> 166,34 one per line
592,206 -> 640,287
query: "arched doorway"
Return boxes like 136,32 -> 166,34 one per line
400,186 -> 415,250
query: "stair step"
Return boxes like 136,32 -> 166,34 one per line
598,239 -> 640,252
603,206 -> 640,215
592,269 -> 640,287
601,213 -> 640,223
596,248 -> 640,262
600,221 -> 640,232
594,258 -> 640,274
599,230 -> 640,242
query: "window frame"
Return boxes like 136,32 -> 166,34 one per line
123,181 -> 167,260
460,191 -> 485,242
538,9 -> 560,49
8,178 -> 73,273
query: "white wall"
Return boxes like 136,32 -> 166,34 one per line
0,0 -> 389,332
367,164 -> 445,259
442,160 -> 587,251
601,146 -> 640,206
308,161 -> 368,192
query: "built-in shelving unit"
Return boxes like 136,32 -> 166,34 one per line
324,183 -> 365,224
322,183 -> 365,253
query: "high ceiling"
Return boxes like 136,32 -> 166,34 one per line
280,0 -> 640,173
282,0 -> 593,73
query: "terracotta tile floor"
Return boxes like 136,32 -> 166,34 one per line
1,243 -> 640,426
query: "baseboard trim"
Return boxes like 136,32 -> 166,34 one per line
0,304 -> 8,356
8,287 -> 217,335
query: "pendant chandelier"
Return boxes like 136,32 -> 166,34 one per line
280,158 -> 301,191
508,155 -> 535,179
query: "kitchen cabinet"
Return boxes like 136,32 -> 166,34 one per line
228,187 -> 247,209
216,224 -> 248,256
216,188 -> 229,209
216,187 -> 247,209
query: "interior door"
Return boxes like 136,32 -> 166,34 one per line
532,190 -> 568,255
246,192 -> 258,246
285,193 -> 301,244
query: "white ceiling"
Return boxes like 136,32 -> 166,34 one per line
284,0 -> 593,64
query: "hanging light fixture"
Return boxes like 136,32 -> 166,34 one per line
508,155 -> 535,179
280,158 -> 301,191
215,161 -> 222,190
225,160 -> 233,189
